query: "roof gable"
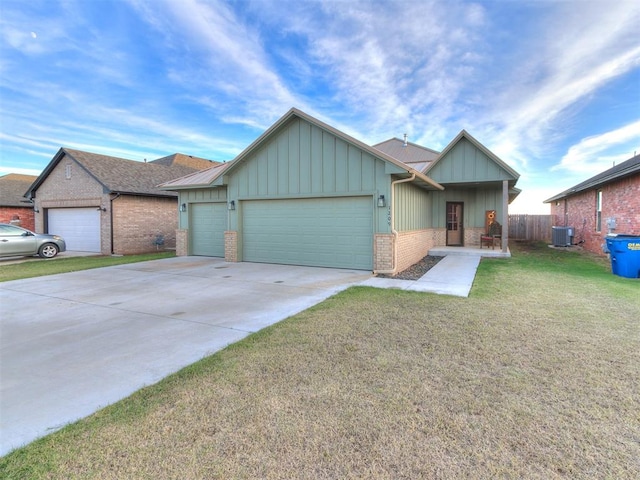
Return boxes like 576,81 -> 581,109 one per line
544,154 -> 640,203
27,148 -> 217,198
423,130 -> 520,185
161,108 -> 443,191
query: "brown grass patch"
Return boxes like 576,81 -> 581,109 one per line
1,243 -> 639,479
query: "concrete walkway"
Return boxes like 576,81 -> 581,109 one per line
361,255 -> 482,297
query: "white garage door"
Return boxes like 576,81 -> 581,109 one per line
243,197 -> 373,270
48,208 -> 101,252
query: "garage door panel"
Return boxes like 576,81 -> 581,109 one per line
243,197 -> 373,270
48,208 -> 101,252
190,203 -> 226,256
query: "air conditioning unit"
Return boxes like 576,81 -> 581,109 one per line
552,226 -> 574,247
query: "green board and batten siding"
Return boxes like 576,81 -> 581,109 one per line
427,137 -> 513,184
221,117 -> 391,269
242,197 -> 373,270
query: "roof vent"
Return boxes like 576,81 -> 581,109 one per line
403,133 -> 408,147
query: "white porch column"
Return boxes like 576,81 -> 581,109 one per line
502,180 -> 509,253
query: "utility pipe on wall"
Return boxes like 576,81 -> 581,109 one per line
374,173 -> 416,275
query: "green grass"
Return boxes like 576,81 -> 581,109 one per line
1,243 -> 638,479
0,252 -> 175,282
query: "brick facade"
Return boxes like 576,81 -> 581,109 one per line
111,195 -> 178,255
550,174 -> 640,255
0,207 -> 35,231
374,234 -> 394,272
224,231 -> 238,262
176,229 -> 188,256
396,229 -> 436,273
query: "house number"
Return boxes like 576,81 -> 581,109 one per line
387,207 -> 391,226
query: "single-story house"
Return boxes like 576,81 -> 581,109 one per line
25,149 -> 218,255
0,174 -> 38,231
544,154 -> 640,255
160,108 -> 521,273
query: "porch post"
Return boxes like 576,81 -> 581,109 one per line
502,180 -> 509,253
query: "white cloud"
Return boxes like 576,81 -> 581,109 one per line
553,120 -> 640,174
473,1 -> 640,173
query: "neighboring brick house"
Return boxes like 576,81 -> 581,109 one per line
544,154 -> 640,255
25,149 -> 218,255
0,174 -> 38,231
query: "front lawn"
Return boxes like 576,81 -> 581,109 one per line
1,243 -> 638,478
0,252 -> 175,282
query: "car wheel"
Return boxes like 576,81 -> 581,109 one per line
38,243 -> 59,258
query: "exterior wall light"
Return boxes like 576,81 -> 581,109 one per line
377,195 -> 386,207
228,200 -> 236,211
180,203 -> 187,212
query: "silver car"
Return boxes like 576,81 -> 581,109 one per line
0,223 -> 66,258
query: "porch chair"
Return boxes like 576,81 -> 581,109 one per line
481,221 -> 502,249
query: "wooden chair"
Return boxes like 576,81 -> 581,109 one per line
481,221 -> 502,249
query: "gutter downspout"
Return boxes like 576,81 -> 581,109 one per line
374,173 -> 416,275
109,193 -> 121,255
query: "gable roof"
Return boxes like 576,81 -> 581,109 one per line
160,108 -> 444,191
544,154 -> 640,203
26,149 -> 219,199
0,173 -> 38,206
372,138 -> 440,172
423,129 -> 520,181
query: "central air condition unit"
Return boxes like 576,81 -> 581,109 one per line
552,226 -> 574,247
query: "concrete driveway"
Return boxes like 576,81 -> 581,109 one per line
0,256 -> 371,456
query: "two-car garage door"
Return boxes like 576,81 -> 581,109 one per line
242,197 -> 373,270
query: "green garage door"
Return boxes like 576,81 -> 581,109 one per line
242,197 -> 373,270
190,203 -> 226,256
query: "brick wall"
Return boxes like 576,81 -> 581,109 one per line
0,207 -> 35,231
550,174 -> 640,255
396,229 -> 436,272
225,231 -> 238,262
374,234 -> 394,272
112,195 -> 178,255
176,229 -> 188,256
465,227 -> 485,246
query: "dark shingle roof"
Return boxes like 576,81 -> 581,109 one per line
27,149 -> 220,198
0,173 -> 38,206
544,154 -> 640,203
149,153 -> 216,169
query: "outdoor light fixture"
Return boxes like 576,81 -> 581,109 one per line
180,203 -> 187,212
96,206 -> 106,212
377,194 -> 386,207
33,207 -> 40,213
228,200 -> 235,211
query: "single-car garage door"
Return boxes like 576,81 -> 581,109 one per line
190,203 -> 226,256
243,197 -> 373,270
48,208 -> 101,252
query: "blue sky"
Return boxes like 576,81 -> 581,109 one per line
1,0 -> 638,213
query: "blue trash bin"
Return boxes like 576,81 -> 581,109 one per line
605,235 -> 640,279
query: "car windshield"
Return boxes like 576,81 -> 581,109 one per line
0,225 -> 29,236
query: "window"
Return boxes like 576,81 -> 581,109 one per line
596,190 -> 603,232
65,164 -> 72,179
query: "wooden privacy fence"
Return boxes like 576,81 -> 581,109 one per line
508,214 -> 554,243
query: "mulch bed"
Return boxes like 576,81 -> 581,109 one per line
376,255 -> 444,280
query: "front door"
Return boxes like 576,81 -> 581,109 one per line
446,202 -> 464,246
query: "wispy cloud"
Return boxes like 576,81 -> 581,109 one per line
553,120 -> 640,174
